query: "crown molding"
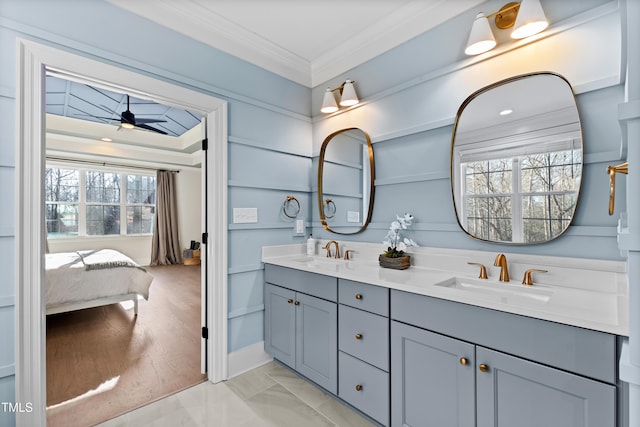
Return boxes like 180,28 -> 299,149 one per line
108,0 -> 483,88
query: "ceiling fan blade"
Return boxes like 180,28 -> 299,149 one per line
135,123 -> 168,135
133,118 -> 168,124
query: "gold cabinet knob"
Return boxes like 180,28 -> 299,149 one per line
479,364 -> 489,373
355,333 -> 363,340
294,300 -> 300,306
355,384 -> 363,391
355,293 -> 363,300
287,299 -> 293,304
459,357 -> 468,366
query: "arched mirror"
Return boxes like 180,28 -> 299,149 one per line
318,127 -> 375,234
451,72 -> 583,244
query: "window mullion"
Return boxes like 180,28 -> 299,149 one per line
121,173 -> 127,235
79,169 -> 87,236
512,158 -> 523,242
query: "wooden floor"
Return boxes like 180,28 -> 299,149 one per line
46,264 -> 205,427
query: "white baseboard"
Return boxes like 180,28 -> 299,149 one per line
227,341 -> 272,379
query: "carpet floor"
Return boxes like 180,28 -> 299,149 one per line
46,264 -> 206,427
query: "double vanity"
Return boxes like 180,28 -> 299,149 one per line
262,242 -> 628,427
263,71 -> 629,426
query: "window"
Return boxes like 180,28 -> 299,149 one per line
45,165 -> 156,238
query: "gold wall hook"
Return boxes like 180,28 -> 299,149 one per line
282,195 -> 301,218
607,161 -> 628,215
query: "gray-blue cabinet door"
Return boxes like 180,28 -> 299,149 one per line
391,321 -> 475,427
295,292 -> 338,394
264,283 -> 296,369
476,346 -> 616,427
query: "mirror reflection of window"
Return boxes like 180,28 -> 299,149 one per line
451,73 -> 583,244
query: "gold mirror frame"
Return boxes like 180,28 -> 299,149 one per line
450,72 -> 583,245
318,127 -> 375,235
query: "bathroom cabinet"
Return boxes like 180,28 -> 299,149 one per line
391,289 -> 617,427
263,264 -> 620,427
264,265 -> 338,394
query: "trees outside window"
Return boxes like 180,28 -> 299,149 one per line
45,166 -> 156,238
462,149 -> 580,244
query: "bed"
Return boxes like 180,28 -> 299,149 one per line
45,249 -> 154,316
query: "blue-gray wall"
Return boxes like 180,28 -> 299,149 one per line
311,0 -> 624,261
0,1 -> 311,424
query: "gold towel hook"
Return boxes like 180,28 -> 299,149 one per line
323,199 -> 336,219
282,195 -> 301,218
607,162 -> 628,215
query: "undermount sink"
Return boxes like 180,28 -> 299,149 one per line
434,277 -> 553,306
290,256 -> 341,270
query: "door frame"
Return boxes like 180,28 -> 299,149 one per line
15,38 -> 228,426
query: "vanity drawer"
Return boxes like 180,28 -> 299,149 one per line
264,264 -> 337,302
339,351 -> 389,427
339,305 -> 389,371
339,279 -> 389,316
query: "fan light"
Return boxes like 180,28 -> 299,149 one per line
121,122 -> 135,129
321,80 -> 359,113
464,0 -> 548,56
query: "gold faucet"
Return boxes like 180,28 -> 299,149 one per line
494,253 -> 509,282
323,240 -> 341,259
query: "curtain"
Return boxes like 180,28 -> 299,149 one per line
150,170 -> 183,265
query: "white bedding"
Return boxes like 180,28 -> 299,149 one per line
45,249 -> 153,309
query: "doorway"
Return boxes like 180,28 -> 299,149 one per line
15,39 -> 229,426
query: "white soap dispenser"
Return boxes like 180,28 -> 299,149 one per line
306,235 -> 316,256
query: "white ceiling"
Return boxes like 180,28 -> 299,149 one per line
107,0 -> 484,87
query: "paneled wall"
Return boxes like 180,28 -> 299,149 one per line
312,0 -> 625,261
0,1 -> 311,423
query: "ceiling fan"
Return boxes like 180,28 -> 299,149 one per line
78,94 -> 168,135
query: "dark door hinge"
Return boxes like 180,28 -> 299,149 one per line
202,138 -> 208,150
202,232 -> 208,244
202,326 -> 208,340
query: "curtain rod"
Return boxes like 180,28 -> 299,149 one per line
45,156 -> 180,173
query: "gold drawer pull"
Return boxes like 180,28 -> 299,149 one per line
355,293 -> 363,300
459,357 -> 468,366
287,299 -> 293,304
294,300 -> 300,306
355,384 -> 363,391
355,333 -> 363,340
479,364 -> 489,373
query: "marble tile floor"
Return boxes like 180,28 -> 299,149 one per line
97,361 -> 376,427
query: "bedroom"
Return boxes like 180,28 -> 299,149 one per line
43,74 -> 206,426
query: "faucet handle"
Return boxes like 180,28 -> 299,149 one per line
522,269 -> 548,286
468,262 -> 488,279
344,250 -> 355,260
323,242 -> 332,258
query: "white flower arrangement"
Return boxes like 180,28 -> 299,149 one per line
382,213 -> 419,258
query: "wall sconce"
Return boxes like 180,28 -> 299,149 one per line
320,80 -> 359,113
465,0 -> 549,56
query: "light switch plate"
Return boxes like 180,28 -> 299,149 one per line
295,219 -> 305,234
347,211 -> 360,223
233,207 -> 258,223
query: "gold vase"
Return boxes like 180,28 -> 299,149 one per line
378,254 -> 411,270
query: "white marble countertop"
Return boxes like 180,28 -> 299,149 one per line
262,242 -> 629,336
